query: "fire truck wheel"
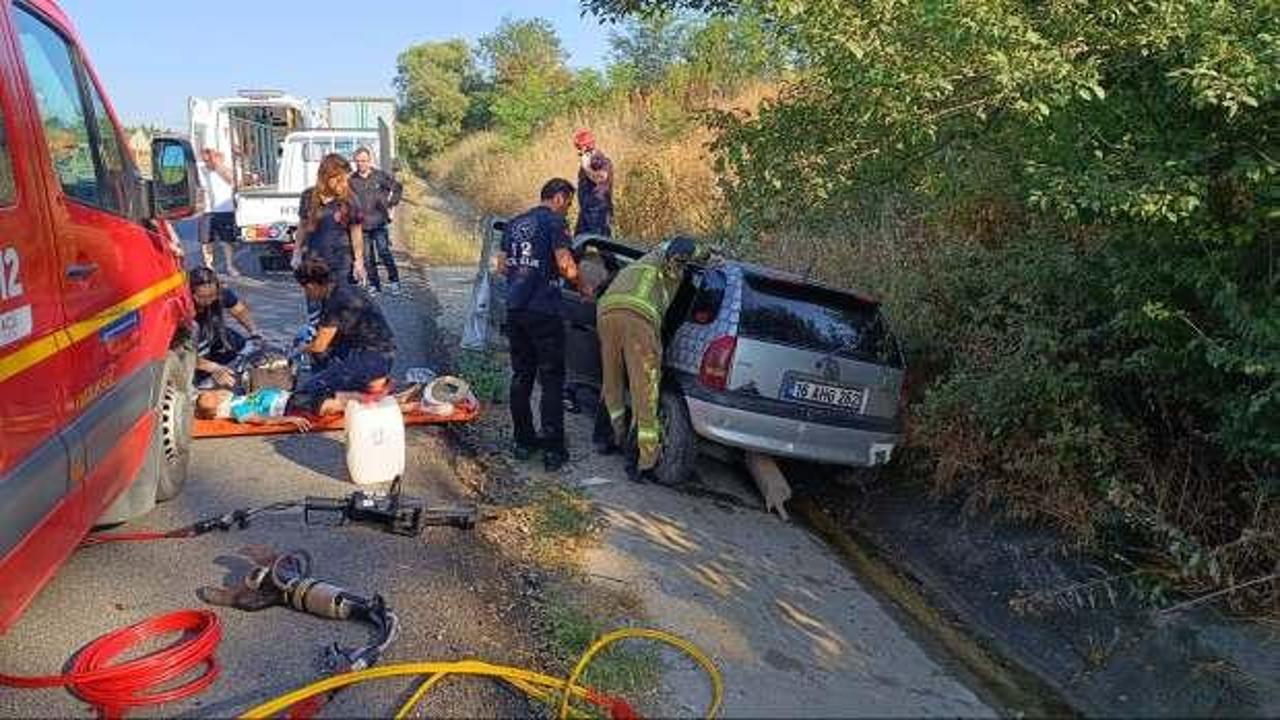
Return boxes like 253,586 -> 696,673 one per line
156,350 -> 193,502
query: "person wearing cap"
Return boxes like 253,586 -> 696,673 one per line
596,236 -> 708,481
571,128 -> 614,237
493,178 -> 582,471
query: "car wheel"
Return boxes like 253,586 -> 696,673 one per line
155,350 -> 193,501
651,389 -> 697,486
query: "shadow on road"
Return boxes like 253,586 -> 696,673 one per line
268,434 -> 348,484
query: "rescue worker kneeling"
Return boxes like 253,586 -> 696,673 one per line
292,257 -> 397,413
597,237 -> 705,482
494,178 -> 581,471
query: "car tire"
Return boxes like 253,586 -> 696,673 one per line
651,389 -> 697,487
155,350 -> 194,502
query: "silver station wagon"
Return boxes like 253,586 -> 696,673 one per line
486,229 -> 907,486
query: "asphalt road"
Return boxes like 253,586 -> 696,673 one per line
0,224 -> 534,717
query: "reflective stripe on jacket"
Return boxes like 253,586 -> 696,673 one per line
597,242 -> 684,328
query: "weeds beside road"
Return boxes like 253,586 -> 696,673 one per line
402,174 -> 482,266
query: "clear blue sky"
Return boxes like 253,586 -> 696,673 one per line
59,0 -> 614,130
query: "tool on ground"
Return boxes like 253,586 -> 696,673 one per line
79,501 -> 301,546
0,609 -> 222,718
239,626 -> 724,720
82,483 -> 481,546
304,476 -> 478,536
1,606 -> 718,720
199,546 -> 398,674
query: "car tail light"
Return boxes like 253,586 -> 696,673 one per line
699,336 -> 737,391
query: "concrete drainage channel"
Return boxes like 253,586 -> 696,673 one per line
791,496 -> 1077,717
670,472 -> 1076,717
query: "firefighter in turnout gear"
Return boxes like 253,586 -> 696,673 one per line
597,237 -> 704,482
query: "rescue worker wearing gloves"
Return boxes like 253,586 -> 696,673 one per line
572,128 -> 613,237
494,178 -> 581,471
597,237 -> 709,482
291,258 -> 396,415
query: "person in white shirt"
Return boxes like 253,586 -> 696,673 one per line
199,147 -> 239,276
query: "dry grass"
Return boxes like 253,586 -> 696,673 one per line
427,85 -> 776,243
400,174 -> 481,266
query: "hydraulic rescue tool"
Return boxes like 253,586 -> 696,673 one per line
82,478 -> 481,545
199,546 -> 397,673
303,476 -> 478,536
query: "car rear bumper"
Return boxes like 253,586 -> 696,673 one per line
684,395 -> 901,467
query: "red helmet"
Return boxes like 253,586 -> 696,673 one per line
572,128 -> 596,150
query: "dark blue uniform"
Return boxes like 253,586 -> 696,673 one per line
575,150 -> 613,237
298,189 -> 363,284
194,287 -> 245,387
297,284 -> 396,414
502,206 -> 571,454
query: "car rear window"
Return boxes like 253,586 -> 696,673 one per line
689,268 -> 727,324
739,273 -> 894,362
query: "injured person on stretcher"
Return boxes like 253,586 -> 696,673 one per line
194,384 -> 427,430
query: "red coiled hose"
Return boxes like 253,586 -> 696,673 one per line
0,609 -> 222,719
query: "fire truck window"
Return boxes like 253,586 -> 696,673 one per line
0,107 -> 14,206
15,6 -> 129,216
85,78 -> 131,215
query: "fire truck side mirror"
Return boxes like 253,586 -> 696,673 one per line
150,137 -> 199,220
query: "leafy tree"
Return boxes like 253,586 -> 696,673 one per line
591,0 -> 1280,607
585,0 -> 737,20
682,10 -> 786,95
608,12 -> 691,91
479,17 -> 571,91
565,68 -> 611,111
478,17 -> 574,142
394,40 -> 477,162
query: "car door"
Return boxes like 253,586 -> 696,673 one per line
561,238 -> 643,387
13,3 -> 162,524
0,2 -> 73,627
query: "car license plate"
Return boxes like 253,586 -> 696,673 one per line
784,378 -> 864,411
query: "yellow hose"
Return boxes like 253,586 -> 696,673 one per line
239,627 -> 722,719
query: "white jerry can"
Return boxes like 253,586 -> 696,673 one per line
344,396 -> 406,485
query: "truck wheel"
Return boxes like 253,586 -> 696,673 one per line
155,351 -> 193,501
651,390 -> 697,487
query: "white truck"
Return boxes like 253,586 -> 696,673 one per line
188,92 -> 396,270
234,128 -> 386,239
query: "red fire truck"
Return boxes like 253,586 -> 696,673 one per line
0,0 -> 201,631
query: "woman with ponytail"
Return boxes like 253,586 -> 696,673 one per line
189,267 -> 261,388
291,153 -> 366,287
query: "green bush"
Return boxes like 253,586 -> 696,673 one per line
457,350 -> 509,404
686,0 -> 1278,613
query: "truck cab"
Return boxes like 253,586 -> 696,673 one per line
234,128 -> 383,246
0,0 -> 201,632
